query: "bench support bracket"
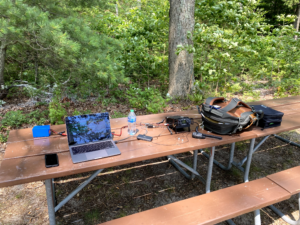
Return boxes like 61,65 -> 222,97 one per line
45,169 -> 104,225
273,134 -> 300,148
268,193 -> 300,225
232,135 -> 270,172
167,150 -> 206,185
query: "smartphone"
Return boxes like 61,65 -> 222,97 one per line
45,154 -> 59,168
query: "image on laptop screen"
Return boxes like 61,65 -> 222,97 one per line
65,113 -> 112,146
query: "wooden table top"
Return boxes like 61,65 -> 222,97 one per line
1,96 -> 300,188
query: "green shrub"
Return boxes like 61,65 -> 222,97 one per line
1,111 -> 27,128
49,98 -> 67,125
126,85 -> 169,113
73,109 -> 92,116
27,110 -> 49,125
111,112 -> 127,118
0,131 -> 9,143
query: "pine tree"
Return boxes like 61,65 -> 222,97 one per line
0,0 -> 124,98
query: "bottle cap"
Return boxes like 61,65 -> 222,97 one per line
130,109 -> 134,112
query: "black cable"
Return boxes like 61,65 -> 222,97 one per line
167,126 -> 173,135
156,118 -> 165,124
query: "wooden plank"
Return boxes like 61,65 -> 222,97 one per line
0,130 -> 256,187
100,178 -> 290,225
247,96 -> 300,107
267,166 -> 300,195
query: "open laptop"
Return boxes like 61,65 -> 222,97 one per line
65,112 -> 121,163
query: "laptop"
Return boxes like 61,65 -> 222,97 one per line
65,112 -> 121,163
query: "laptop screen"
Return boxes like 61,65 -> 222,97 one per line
65,113 -> 112,146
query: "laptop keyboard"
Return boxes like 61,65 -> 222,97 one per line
71,141 -> 114,155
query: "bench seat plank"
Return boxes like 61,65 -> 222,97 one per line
267,166 -> 300,195
100,178 -> 290,225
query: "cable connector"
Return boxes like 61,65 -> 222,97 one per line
145,123 -> 158,128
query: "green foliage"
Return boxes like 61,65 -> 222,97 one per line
1,111 -> 27,128
73,109 -> 92,116
73,109 -> 81,116
188,0 -> 300,97
26,109 -> 49,125
2,0 -> 300,106
0,131 -> 9,143
92,0 -> 169,90
49,98 -> 67,125
1,108 -> 49,129
111,111 -> 127,119
126,85 -> 168,113
2,0 -> 125,97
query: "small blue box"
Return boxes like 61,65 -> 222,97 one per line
32,125 -> 51,138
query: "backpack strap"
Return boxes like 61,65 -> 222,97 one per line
221,98 -> 251,113
205,97 -> 225,105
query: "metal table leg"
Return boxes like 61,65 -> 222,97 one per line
45,179 -> 56,225
191,150 -> 198,179
244,138 -> 256,183
243,138 -> 261,225
52,178 -> 56,206
206,146 -> 215,193
201,143 -> 235,171
202,139 -> 261,225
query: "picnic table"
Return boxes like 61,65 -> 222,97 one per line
1,96 -> 300,225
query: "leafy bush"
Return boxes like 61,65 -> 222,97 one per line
73,109 -> 92,116
1,111 -> 27,128
111,112 -> 127,119
49,98 -> 67,125
126,85 -> 168,113
1,109 -> 50,129
27,110 -> 49,125
0,131 -> 9,143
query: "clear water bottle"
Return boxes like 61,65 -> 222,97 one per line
128,109 -> 136,135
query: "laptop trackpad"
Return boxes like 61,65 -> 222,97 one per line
86,150 -> 108,160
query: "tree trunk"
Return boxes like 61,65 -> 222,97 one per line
35,52 -> 39,85
0,39 -> 7,99
168,0 -> 195,98
294,4 -> 300,40
0,40 -> 7,89
116,1 -> 118,16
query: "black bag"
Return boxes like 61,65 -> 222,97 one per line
250,105 -> 284,129
199,97 -> 263,135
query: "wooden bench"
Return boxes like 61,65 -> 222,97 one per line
100,178 -> 290,225
267,166 -> 300,224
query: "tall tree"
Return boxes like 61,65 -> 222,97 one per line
168,0 -> 195,97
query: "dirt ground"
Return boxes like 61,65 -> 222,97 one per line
1,95 -> 300,225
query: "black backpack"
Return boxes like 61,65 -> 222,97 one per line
198,97 -> 263,135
